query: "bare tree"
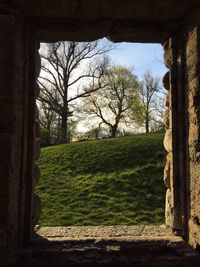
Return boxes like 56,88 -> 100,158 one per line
139,70 -> 162,133
150,94 -> 166,132
78,66 -> 141,138
38,41 -> 111,143
38,88 -> 59,145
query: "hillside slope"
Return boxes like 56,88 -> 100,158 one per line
36,133 -> 166,226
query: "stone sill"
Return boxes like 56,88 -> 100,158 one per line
36,225 -> 177,241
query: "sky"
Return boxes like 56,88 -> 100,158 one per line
40,40 -> 168,86
106,41 -> 168,80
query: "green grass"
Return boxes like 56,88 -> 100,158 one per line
36,133 -> 166,226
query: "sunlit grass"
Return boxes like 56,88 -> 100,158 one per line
36,133 -> 166,226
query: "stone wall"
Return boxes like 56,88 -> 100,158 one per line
32,46 -> 42,229
186,25 -> 200,248
163,32 -> 190,238
163,23 -> 200,248
0,8 -> 38,264
1,2 -> 200,266
12,236 -> 200,267
163,41 -> 173,230
163,39 -> 185,234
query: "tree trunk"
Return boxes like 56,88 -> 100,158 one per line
57,116 -> 61,144
110,125 -> 117,138
61,113 -> 68,143
145,115 -> 149,133
46,123 -> 51,145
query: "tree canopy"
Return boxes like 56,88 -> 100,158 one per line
78,65 -> 142,137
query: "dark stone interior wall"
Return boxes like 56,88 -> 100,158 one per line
1,2 -> 200,266
0,12 -> 37,264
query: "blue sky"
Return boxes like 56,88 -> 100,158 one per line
106,42 -> 168,80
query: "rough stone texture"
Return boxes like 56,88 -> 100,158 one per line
34,121 -> 40,139
0,13 -> 35,263
2,0 -> 200,265
186,25 -> 200,248
165,93 -> 170,107
36,226 -> 171,240
162,41 -> 177,232
162,71 -> 170,90
163,109 -> 170,129
34,138 -> 41,161
11,226 -> 200,267
32,194 -> 41,228
2,0 -> 200,43
12,0 -> 198,20
164,128 -> 172,153
163,154 -> 171,188
163,41 -> 172,68
35,105 -> 39,120
165,188 -> 172,228
35,52 -> 41,79
35,82 -> 41,98
0,7 -> 37,266
33,164 -> 40,187
32,48 -> 42,228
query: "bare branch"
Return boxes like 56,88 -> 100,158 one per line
38,40 -> 112,143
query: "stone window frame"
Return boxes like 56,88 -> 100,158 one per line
31,37 -> 187,241
1,10 -> 195,255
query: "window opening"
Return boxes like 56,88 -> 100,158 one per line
35,39 -> 168,229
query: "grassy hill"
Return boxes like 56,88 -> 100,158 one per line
36,133 -> 166,226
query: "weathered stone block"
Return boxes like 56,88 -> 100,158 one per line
34,140 -> 41,161
165,188 -> 173,228
188,77 -> 200,97
35,82 -> 40,98
164,156 -> 171,188
163,109 -> 169,129
165,93 -> 170,108
163,42 -> 172,68
186,28 -> 200,82
162,71 -> 170,91
164,129 -> 172,153
186,59 -> 200,82
189,161 -> 200,247
32,194 -> 41,228
33,164 -> 40,187
35,52 -> 41,79
35,120 -> 40,138
189,123 -> 199,146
